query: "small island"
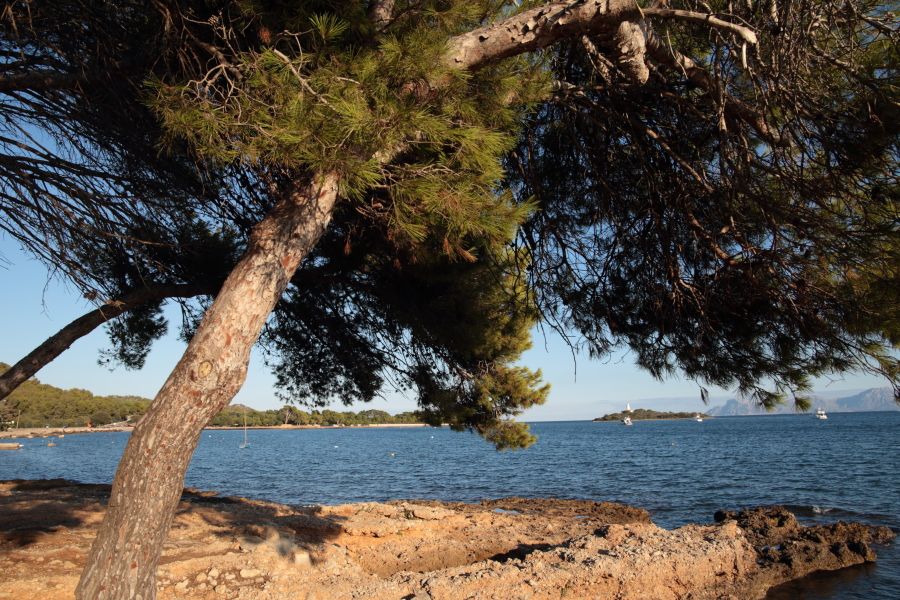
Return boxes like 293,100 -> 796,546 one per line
593,409 -> 709,422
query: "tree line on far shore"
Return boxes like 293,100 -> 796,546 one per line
210,405 -> 420,427
0,363 -> 419,429
593,409 -> 708,422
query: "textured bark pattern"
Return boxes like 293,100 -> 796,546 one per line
75,173 -> 339,600
446,0 -> 634,70
612,21 -> 649,84
368,0 -> 395,31
0,284 -> 209,401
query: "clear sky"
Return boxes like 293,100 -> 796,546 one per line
0,233 -> 885,421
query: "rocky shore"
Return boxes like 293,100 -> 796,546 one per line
0,427 -> 132,440
0,480 -> 893,599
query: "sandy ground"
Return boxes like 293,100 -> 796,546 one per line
0,480 -> 893,599
0,427 -> 131,439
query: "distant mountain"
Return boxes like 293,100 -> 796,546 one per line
707,387 -> 898,416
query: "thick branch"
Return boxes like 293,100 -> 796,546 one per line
446,0 -> 636,70
0,71 -> 86,93
0,283 -> 213,401
445,2 -> 758,71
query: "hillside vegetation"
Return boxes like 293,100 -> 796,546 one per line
0,363 -> 150,427
594,409 -> 707,422
0,363 -> 419,429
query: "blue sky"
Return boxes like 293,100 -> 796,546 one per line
0,233 -> 885,421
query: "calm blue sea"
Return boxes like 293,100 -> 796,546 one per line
2,412 -> 898,599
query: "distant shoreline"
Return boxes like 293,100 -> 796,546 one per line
592,416 -> 708,422
206,423 -> 430,431
593,409 -> 709,422
0,422 -> 432,439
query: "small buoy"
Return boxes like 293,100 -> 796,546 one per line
334,445 -> 339,448
47,442 -> 57,447
389,452 -> 396,457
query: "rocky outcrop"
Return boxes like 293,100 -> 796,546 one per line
0,480 -> 893,600
714,506 -> 895,598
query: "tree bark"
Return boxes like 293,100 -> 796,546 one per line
75,172 -> 339,600
445,0 -> 634,70
0,284 -> 211,401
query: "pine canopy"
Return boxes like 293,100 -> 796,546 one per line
1,1 -> 897,448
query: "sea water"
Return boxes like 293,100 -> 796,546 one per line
2,412 -> 898,599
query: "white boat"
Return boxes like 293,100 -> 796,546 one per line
694,414 -> 704,422
815,408 -> 828,420
622,416 -> 633,426
240,411 -> 250,448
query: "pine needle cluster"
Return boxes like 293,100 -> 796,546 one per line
151,1 -> 548,262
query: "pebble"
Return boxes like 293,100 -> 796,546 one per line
240,568 -> 261,579
196,573 -> 207,583
225,572 -> 236,580
293,550 -> 312,567
208,568 -> 220,578
175,579 -> 189,590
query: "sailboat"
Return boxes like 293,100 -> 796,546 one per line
240,411 -> 250,449
815,408 -> 828,420
694,414 -> 704,422
621,402 -> 634,425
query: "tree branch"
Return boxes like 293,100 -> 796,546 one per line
0,283 -> 214,401
446,0 -> 637,70
368,0 -> 395,31
445,2 -> 758,72
642,8 -> 758,44
643,29 -> 782,146
0,71 -> 86,93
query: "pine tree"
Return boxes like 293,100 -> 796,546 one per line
1,2 -> 897,597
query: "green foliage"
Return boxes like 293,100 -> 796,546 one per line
512,0 -> 900,407
0,363 -> 420,429
269,243 -> 547,448
0,363 -> 150,428
151,1 -> 549,260
99,303 -> 167,370
478,420 -> 536,450
594,409 -> 709,422
5,0 -> 896,444
208,403 -> 422,427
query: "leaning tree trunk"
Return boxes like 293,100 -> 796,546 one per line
0,284 -> 210,401
75,173 -> 339,600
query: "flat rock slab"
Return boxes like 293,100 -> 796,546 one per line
0,479 -> 893,600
